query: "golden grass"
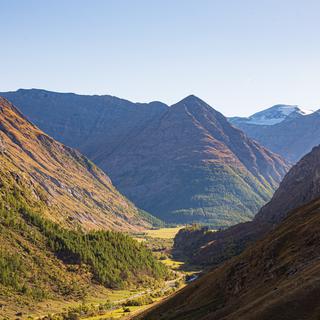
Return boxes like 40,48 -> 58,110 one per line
85,298 -> 164,320
161,258 -> 184,270
145,227 -> 184,239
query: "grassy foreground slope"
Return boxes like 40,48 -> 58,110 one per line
0,171 -> 169,317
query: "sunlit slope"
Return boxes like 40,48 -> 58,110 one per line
0,97 -> 154,231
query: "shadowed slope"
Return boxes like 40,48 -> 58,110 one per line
139,197 -> 320,320
100,95 -> 288,225
174,145 -> 320,266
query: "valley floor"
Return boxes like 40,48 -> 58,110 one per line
7,226 -> 200,320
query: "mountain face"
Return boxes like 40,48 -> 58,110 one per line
139,197 -> 320,320
0,97 -> 169,317
0,89 -> 168,159
230,105 -> 320,163
98,95 -> 288,225
174,145 -> 320,266
0,97 -> 154,232
0,90 -> 289,225
230,104 -> 314,126
0,185 -> 168,318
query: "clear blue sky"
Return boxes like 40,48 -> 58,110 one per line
1,0 -> 320,116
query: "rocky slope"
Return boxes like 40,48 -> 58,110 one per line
0,97 -> 154,231
138,196 -> 320,320
230,105 -> 320,163
1,90 -> 289,225
174,145 -> 320,266
99,95 -> 288,225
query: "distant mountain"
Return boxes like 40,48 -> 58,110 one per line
174,145 -> 320,266
0,90 -> 288,225
230,104 -> 314,126
0,97 -> 155,231
99,95 -> 288,225
230,104 -> 320,163
139,196 -> 320,320
0,89 -> 168,159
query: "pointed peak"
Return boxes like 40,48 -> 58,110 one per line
176,94 -> 207,106
171,95 -> 215,113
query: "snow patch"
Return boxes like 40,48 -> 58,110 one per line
235,105 -> 315,126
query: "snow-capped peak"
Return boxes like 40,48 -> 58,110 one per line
231,104 -> 315,126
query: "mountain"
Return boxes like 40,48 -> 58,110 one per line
0,96 -> 156,232
99,95 -> 288,225
230,104 -> 314,126
230,105 -> 320,163
0,90 -> 289,225
138,196 -> 320,320
0,97 -> 169,317
0,173 -> 168,318
174,145 -> 320,266
0,89 -> 168,159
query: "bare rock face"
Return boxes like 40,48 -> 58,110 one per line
0,97 -> 151,232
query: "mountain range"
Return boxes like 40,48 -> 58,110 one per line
0,89 -> 289,226
138,144 -> 320,320
0,90 -> 319,319
229,104 -> 320,162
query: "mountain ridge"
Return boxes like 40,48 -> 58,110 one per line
99,95 -> 288,224
229,104 -> 320,162
230,104 -> 315,126
0,96 -> 155,231
0,90 -> 289,225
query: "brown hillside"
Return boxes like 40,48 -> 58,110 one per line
0,97 -> 150,231
139,197 -> 320,320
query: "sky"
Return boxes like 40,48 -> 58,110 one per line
1,0 -> 320,116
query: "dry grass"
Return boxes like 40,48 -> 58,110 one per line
145,227 -> 184,239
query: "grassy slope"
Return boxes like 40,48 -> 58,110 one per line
159,163 -> 275,226
0,170 -> 169,318
0,97 -> 154,232
138,198 -> 320,320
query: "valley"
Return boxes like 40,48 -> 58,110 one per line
2,2 -> 319,319
0,92 -> 319,320
9,226 -> 199,320
1,90 -> 289,226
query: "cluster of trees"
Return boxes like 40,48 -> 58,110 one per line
22,206 -> 169,288
0,178 -> 169,299
0,250 -> 23,291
